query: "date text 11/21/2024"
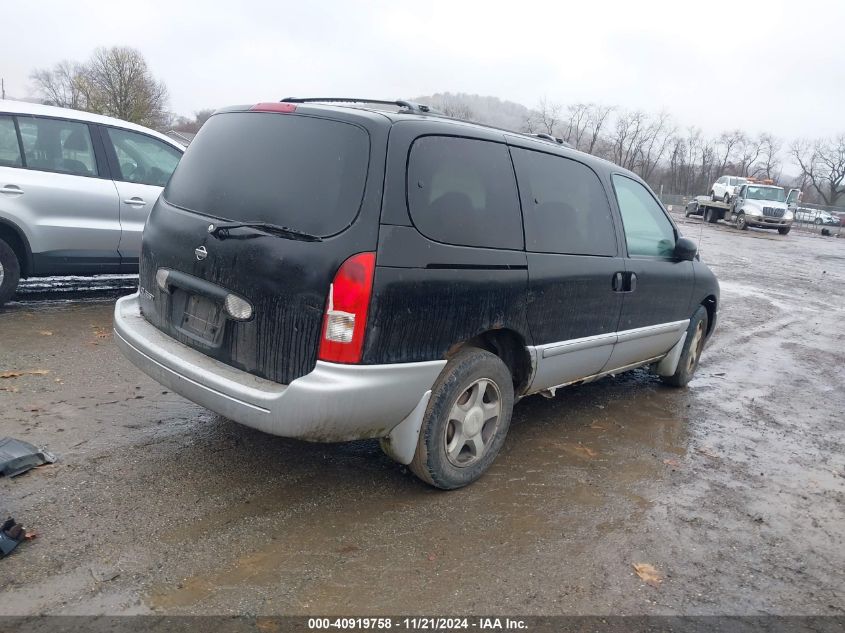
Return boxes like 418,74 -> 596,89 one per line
306,617 -> 528,630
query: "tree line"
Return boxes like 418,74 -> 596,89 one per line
430,94 -> 845,207
27,52 -> 844,207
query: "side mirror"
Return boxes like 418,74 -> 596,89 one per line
675,237 -> 698,261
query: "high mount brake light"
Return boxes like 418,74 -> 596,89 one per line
249,102 -> 297,113
318,252 -> 376,364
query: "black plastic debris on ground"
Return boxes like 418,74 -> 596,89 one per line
0,437 -> 57,477
0,517 -> 28,558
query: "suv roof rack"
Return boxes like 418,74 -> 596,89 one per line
281,97 -> 439,115
531,133 -> 573,148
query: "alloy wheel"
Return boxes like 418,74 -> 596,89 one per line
444,378 -> 502,467
686,320 -> 706,374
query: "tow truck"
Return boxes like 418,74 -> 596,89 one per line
684,178 -> 801,235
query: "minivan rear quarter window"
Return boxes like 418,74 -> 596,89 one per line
511,148 -> 617,256
407,136 -> 523,250
163,112 -> 370,237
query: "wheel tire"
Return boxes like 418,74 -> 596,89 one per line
661,305 -> 708,388
778,226 -> 791,235
737,213 -> 748,230
0,237 -> 21,308
409,347 -> 514,490
723,193 -> 730,204
710,191 -> 717,202
703,208 -> 711,223
814,218 -> 823,225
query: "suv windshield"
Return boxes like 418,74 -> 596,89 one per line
730,177 -> 747,186
163,112 -> 369,236
746,186 -> 786,202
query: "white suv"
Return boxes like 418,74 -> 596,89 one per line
0,100 -> 184,307
710,175 -> 747,203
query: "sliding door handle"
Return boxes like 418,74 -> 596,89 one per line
612,271 -> 624,292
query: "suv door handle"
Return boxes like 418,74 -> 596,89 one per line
0,185 -> 23,195
123,197 -> 146,207
628,272 -> 637,292
612,271 -> 624,292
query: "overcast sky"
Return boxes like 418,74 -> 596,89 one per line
2,0 -> 843,140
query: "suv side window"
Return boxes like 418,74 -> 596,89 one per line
0,116 -> 22,167
106,128 -> 181,187
511,148 -> 616,256
17,117 -> 98,176
407,136 -> 522,249
612,174 -> 676,258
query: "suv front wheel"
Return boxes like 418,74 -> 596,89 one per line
661,306 -> 708,388
410,348 -> 514,489
0,238 -> 21,308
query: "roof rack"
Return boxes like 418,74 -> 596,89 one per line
281,97 -> 439,115
532,133 -> 573,148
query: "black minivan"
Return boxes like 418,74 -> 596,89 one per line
114,98 -> 718,489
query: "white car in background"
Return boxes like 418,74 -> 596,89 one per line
710,176 -> 747,204
0,100 -> 185,307
793,207 -> 841,226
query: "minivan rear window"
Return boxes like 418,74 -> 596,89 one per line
163,112 -> 369,237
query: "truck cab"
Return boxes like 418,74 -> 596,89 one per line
727,183 -> 794,234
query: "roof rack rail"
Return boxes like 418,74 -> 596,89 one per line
281,97 -> 438,115
532,133 -> 573,148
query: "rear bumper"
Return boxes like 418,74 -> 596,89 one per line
114,293 -> 445,441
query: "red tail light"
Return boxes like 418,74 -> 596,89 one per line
250,102 -> 297,113
318,252 -> 376,364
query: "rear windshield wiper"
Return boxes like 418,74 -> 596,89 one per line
207,221 -> 322,242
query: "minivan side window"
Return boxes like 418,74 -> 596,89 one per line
407,136 -> 523,250
106,128 -> 181,187
511,148 -> 617,256
0,117 -> 22,167
17,117 -> 98,176
612,174 -> 676,258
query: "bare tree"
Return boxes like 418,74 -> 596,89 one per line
752,133 -> 782,180
610,110 -> 648,171
735,133 -> 764,176
31,47 -> 169,129
563,103 -> 590,149
715,130 -> 743,175
585,104 -> 613,156
637,111 -> 675,181
535,97 -> 562,136
29,61 -> 87,110
790,135 -> 845,205
171,108 -> 215,133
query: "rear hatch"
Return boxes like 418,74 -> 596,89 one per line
138,106 -> 382,384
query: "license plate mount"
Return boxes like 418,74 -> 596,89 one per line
179,293 -> 223,343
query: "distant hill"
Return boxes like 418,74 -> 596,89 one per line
410,92 -> 534,133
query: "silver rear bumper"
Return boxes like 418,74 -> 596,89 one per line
113,293 -> 445,441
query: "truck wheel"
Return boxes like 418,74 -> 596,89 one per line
778,226 -> 791,235
736,213 -> 749,231
661,306 -> 708,388
0,237 -> 21,308
409,347 -> 514,490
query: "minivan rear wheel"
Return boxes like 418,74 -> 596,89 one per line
661,306 -> 708,388
0,238 -> 21,308
409,348 -> 514,489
